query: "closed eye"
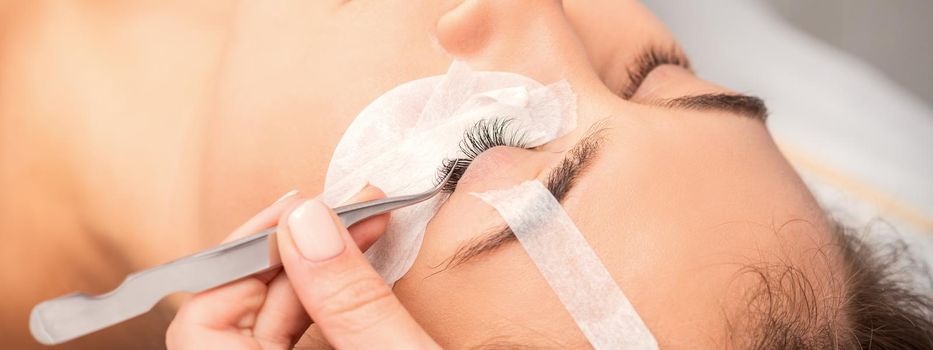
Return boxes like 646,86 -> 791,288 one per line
620,45 -> 691,100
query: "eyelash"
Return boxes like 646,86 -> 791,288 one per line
621,45 -> 691,99
436,118 -> 528,192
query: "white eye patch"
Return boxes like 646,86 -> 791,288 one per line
472,180 -> 658,350
320,62 -> 577,285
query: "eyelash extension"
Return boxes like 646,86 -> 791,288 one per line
436,118 -> 529,192
620,45 -> 691,100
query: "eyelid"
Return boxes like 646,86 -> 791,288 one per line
621,45 -> 691,100
436,118 -> 529,192
629,64 -> 698,101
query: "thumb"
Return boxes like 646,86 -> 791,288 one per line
276,199 -> 439,349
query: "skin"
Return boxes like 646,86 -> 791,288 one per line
0,0 -> 841,348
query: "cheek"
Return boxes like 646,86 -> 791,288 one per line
393,242 -> 588,348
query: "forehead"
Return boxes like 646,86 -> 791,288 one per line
566,105 -> 831,273
559,107 -> 835,344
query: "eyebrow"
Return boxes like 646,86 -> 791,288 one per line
662,93 -> 769,122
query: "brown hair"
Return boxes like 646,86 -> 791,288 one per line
740,222 -> 933,349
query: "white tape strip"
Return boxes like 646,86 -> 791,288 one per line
472,180 -> 658,350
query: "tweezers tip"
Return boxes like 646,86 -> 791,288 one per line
438,158 -> 469,193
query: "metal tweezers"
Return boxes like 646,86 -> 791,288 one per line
30,161 -> 462,345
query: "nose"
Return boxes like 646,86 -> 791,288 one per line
436,0 -> 602,93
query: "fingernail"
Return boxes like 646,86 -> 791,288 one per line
288,199 -> 345,261
341,182 -> 372,205
274,190 -> 300,204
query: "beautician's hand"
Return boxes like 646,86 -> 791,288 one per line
166,187 -> 439,349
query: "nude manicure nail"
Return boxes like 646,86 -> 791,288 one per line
288,199 -> 345,261
274,190 -> 300,204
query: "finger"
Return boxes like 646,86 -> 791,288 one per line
277,199 -> 439,349
171,190 -> 305,324
224,189 -> 304,243
212,184 -> 391,346
250,272 -> 312,348
226,185 -> 388,249
339,184 -> 390,251
227,191 -> 307,284
170,185 -> 391,349
246,184 -> 392,344
168,191 -> 306,348
167,277 -> 271,349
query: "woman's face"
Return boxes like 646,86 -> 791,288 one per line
207,1 -> 837,348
